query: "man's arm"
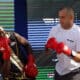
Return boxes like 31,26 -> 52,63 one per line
14,32 -> 38,78
73,52 -> 80,62
55,42 -> 80,62
45,37 -> 80,62
2,60 -> 10,77
14,32 -> 32,53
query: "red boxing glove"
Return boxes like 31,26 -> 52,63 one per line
24,54 -> 38,78
45,37 -> 58,50
56,42 -> 72,56
0,37 -> 11,60
2,48 -> 11,61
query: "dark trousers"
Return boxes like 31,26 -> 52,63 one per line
54,68 -> 80,80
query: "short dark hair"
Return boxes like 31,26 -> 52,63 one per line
59,6 -> 74,11
59,6 -> 74,16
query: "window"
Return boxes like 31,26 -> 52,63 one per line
0,0 -> 14,31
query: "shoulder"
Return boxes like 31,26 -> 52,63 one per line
72,24 -> 80,38
73,24 -> 80,33
13,32 -> 22,39
50,24 -> 60,32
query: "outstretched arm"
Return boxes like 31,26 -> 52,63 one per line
14,32 -> 38,78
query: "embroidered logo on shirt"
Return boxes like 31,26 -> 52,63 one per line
67,39 -> 74,43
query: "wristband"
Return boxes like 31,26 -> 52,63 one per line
71,50 -> 77,57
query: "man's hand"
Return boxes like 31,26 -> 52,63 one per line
45,37 -> 74,56
24,54 -> 38,78
45,37 -> 58,51
24,63 -> 38,78
56,42 -> 73,56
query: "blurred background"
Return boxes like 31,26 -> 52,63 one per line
1,0 -> 80,80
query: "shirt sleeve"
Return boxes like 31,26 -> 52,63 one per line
47,26 -> 56,41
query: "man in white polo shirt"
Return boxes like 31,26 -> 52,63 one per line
45,7 -> 80,80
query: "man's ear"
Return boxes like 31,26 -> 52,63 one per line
70,15 -> 74,20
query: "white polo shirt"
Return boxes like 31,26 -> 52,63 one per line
47,24 -> 80,75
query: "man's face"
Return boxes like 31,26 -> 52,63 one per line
59,9 -> 74,29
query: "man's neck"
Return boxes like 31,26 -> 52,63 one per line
61,23 -> 73,30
